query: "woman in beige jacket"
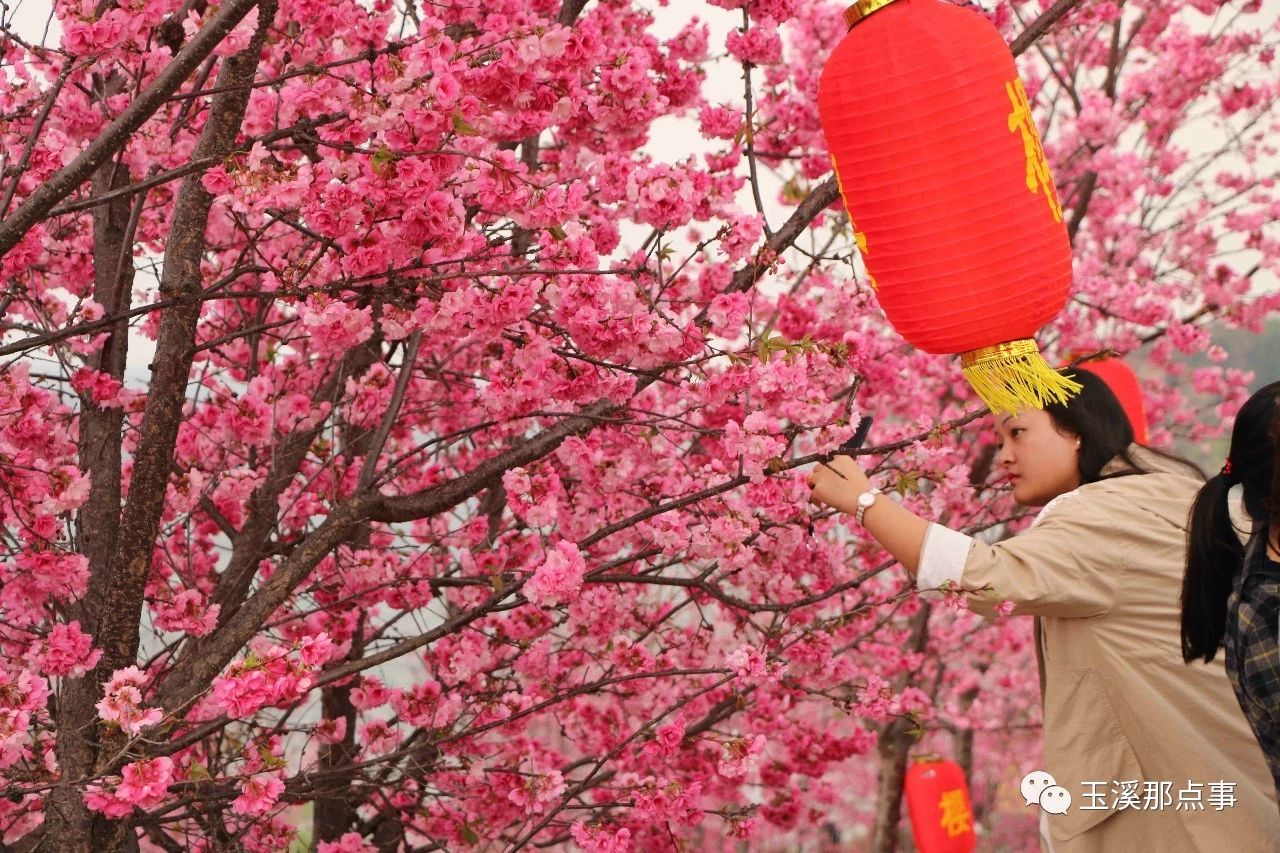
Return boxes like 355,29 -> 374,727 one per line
807,371 -> 1279,852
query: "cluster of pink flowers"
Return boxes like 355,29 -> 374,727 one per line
0,669 -> 49,770
523,539 -> 587,606
96,667 -> 163,736
210,640 -> 323,719
84,756 -> 175,818
27,621 -> 101,678
152,590 -> 220,637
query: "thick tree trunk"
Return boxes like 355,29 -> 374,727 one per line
871,717 -> 917,853
314,324 -> 382,845
953,687 -> 983,823
40,6 -> 276,849
45,71 -> 138,852
312,672 -> 364,844
869,603 -> 932,853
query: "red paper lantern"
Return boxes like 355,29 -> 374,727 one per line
904,756 -> 977,853
818,0 -> 1079,413
1076,356 -> 1149,444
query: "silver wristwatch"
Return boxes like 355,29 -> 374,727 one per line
854,487 -> 882,525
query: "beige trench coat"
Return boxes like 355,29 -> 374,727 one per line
930,448 -> 1279,851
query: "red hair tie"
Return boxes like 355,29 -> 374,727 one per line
1221,459 -> 1233,477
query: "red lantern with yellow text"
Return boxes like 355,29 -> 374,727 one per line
904,755 -> 977,853
818,0 -> 1079,413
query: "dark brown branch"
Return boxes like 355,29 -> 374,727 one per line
368,397 -> 617,523
208,342 -> 380,623
358,331 -> 423,490
869,603 -> 932,853
1066,169 -> 1097,243
726,177 -> 840,298
557,0 -> 591,26
48,93 -> 142,853
96,0 -> 278,678
1010,0 -> 1085,57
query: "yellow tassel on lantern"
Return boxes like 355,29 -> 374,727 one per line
960,340 -> 1082,415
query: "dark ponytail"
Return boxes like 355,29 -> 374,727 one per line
1182,474 -> 1243,663
1181,380 -> 1280,663
1270,407 -> 1280,537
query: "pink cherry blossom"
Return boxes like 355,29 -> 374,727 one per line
29,621 -> 101,678
231,773 -> 285,816
96,667 -> 163,736
317,834 -> 378,853
116,757 -> 175,809
523,540 -> 586,607
153,590 -> 220,637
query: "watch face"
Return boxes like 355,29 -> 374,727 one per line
858,491 -> 875,507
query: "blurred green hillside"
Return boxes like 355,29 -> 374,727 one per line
1170,316 -> 1280,468
1212,317 -> 1280,393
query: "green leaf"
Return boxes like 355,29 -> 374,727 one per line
781,176 -> 808,205
757,333 -> 791,363
452,109 -> 481,136
370,146 -> 396,176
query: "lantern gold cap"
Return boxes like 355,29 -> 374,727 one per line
843,0 -> 904,29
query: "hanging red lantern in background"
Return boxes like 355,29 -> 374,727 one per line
904,755 -> 978,853
818,0 -> 1079,414
1075,355 -> 1150,444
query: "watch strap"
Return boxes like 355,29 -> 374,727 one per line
855,487 -> 882,525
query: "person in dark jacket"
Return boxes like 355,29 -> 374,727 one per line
1182,380 -> 1280,800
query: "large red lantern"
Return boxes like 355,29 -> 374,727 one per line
818,0 -> 1079,414
1075,356 -> 1150,444
904,755 -> 977,853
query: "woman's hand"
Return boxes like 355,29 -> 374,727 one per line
806,455 -> 873,516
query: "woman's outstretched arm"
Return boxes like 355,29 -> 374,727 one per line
807,454 -> 929,575
807,454 -> 1119,618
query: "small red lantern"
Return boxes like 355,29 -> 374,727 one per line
818,0 -> 1079,414
904,755 -> 977,853
1075,356 -> 1149,444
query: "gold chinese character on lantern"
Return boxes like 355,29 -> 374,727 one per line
1005,78 -> 1063,223
938,788 -> 973,838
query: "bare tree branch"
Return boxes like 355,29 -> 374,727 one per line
357,331 -> 422,491
557,0 -> 592,27
1010,0 -> 1084,57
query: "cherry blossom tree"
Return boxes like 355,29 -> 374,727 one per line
0,0 -> 1276,849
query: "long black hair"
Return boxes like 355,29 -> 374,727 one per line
1043,368 -> 1201,485
1181,380 -> 1280,664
